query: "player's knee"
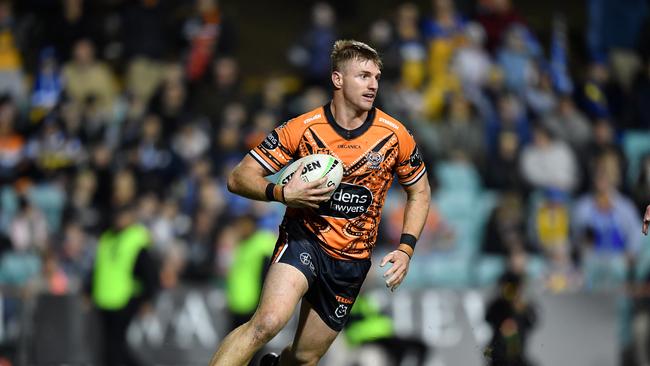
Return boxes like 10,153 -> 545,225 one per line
251,311 -> 285,344
290,349 -> 322,366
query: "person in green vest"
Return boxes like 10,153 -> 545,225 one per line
226,214 -> 277,330
344,291 -> 428,366
89,203 -> 158,366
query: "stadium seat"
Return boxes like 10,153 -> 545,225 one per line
622,130 -> 650,186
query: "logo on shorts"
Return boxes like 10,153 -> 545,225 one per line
366,151 -> 384,170
335,295 -> 354,304
335,304 -> 348,318
299,252 -> 315,274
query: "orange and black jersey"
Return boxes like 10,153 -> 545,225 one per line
250,103 -> 427,260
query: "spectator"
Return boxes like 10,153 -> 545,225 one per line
62,39 -> 117,116
525,66 -> 557,118
183,0 -> 235,82
121,0 -> 168,61
520,122 -> 579,193
421,0 -> 465,119
484,270 -> 538,366
58,220 -> 95,292
575,60 -> 625,121
476,0 -> 527,53
89,203 -> 158,366
484,130 -> 527,193
573,153 -> 642,288
128,114 -> 181,194
183,208 -> 220,282
49,0 -> 95,61
482,191 -> 530,256
287,2 -> 338,87
486,93 -> 529,156
0,96 -> 25,184
25,118 -> 85,179
148,66 -> 191,138
529,189 -> 579,292
171,121 -> 210,164
452,22 -> 492,96
433,93 -> 485,166
497,25 -> 536,94
542,95 -> 592,155
192,57 -> 242,124
225,215 -> 276,329
9,196 -> 49,253
30,47 -> 63,116
0,0 -> 26,105
62,169 -> 101,234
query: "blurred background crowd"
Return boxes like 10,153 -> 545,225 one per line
1,0 -> 650,364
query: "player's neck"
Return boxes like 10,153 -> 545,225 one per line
329,96 -> 368,130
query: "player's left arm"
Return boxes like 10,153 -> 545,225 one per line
381,174 -> 431,291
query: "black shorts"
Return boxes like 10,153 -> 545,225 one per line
271,222 -> 371,331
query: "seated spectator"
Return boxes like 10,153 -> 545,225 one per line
62,38 -> 117,116
25,118 -> 85,179
434,93 -> 486,167
0,96 -> 25,184
573,154 -> 642,289
287,2 -> 338,87
0,0 -> 25,105
421,0 -> 465,119
486,93 -> 530,156
476,0 -> 528,52
542,95 -> 592,155
192,57 -> 242,124
484,130 -> 528,193
520,122 -> 579,193
482,191 -> 530,256
30,47 -> 63,116
9,196 -> 49,253
497,24 -> 536,94
452,22 -> 492,96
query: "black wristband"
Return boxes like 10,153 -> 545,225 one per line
265,183 -> 277,202
400,233 -> 417,249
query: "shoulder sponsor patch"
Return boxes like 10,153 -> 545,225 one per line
262,130 -> 280,149
409,146 -> 422,167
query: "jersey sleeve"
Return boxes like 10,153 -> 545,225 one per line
249,119 -> 303,174
396,130 -> 427,186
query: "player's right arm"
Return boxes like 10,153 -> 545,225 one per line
227,154 -> 333,209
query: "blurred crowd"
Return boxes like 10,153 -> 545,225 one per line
0,0 -> 650,359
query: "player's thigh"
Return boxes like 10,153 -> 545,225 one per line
251,262 -> 309,331
290,300 -> 339,361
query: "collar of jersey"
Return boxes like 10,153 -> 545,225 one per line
323,102 -> 376,140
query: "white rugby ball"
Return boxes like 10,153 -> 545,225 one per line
277,154 -> 344,195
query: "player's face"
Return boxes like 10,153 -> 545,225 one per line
338,59 -> 381,112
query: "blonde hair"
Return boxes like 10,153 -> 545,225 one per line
330,39 -> 382,72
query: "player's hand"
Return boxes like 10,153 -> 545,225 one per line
380,250 -> 410,292
643,205 -> 650,235
283,162 -> 335,209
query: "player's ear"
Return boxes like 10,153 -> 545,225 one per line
332,71 -> 343,89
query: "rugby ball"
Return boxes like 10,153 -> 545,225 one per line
277,154 -> 344,195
